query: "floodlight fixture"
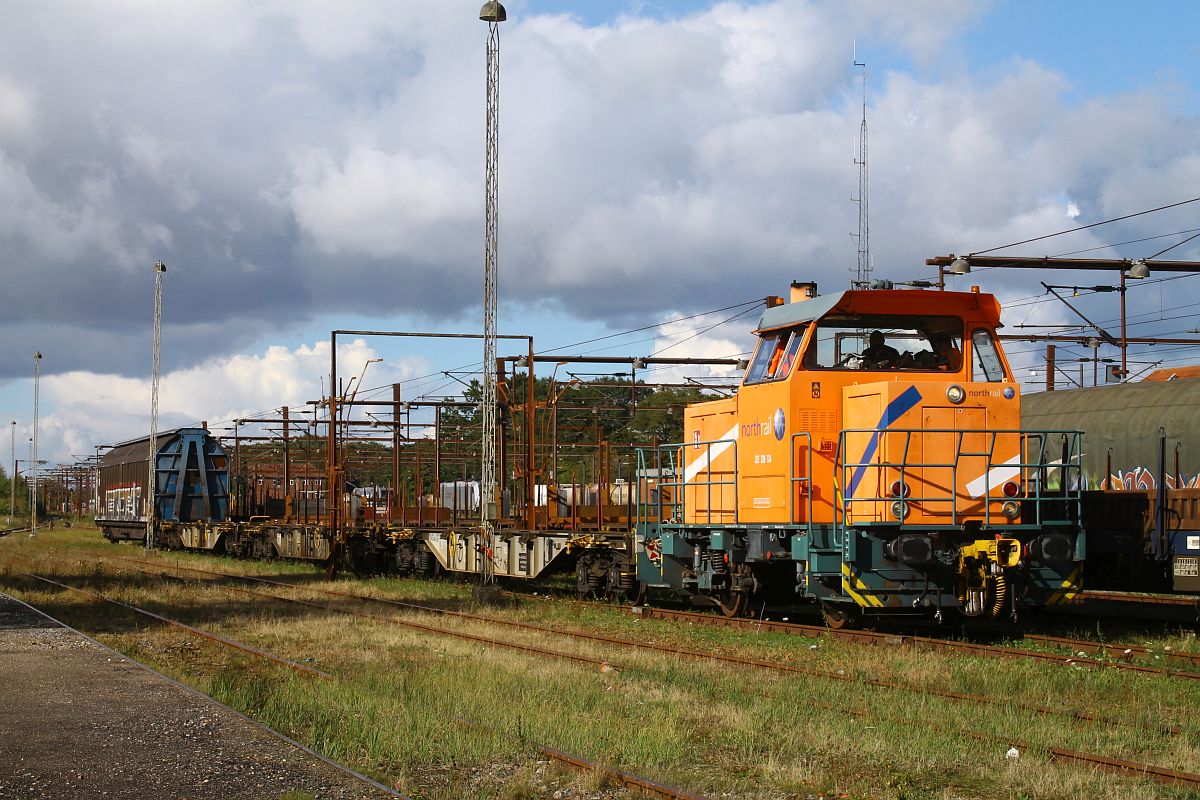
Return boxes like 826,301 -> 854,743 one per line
479,1 -> 506,22
948,256 -> 971,275
1126,259 -> 1150,279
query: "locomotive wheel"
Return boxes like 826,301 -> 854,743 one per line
820,601 -> 860,630
716,562 -> 754,617
718,591 -> 749,618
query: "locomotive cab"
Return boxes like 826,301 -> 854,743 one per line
642,284 -> 1084,624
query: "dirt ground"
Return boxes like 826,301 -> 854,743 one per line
0,592 -> 396,800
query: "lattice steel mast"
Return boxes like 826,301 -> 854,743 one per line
851,56 -> 870,288
146,260 -> 166,550
31,352 -> 41,535
479,1 -> 506,585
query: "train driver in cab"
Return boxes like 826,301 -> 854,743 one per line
912,332 -> 961,370
861,330 -> 900,369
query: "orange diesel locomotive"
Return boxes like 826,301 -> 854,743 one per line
637,284 -> 1084,626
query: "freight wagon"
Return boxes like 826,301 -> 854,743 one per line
1022,379 -> 1200,593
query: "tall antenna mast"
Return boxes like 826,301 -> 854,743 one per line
851,49 -> 870,288
478,1 -> 506,586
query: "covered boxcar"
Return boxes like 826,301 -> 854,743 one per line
1022,379 -> 1200,592
96,427 -> 230,542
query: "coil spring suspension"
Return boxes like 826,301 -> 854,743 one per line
616,568 -> 636,592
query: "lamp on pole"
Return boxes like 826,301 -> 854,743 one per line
31,352 -> 41,535
479,0 -> 506,587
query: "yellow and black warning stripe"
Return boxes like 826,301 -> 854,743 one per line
840,562 -> 884,608
1045,565 -> 1082,605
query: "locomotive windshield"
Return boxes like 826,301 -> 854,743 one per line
745,325 -> 806,384
971,329 -> 1007,382
805,315 -> 963,372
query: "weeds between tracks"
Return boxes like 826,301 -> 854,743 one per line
3,527 -> 1200,800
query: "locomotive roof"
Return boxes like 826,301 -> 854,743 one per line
98,427 -> 212,469
755,288 -> 1001,333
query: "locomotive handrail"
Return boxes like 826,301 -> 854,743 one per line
835,427 -> 1083,531
643,438 -> 739,527
788,432 -> 814,528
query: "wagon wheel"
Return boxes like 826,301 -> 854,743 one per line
345,537 -> 375,578
324,542 -> 343,580
604,560 -> 641,604
820,600 -> 860,630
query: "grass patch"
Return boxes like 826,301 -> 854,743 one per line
2,527 -> 1198,799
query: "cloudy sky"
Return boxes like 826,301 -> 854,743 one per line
1,0 -> 1198,466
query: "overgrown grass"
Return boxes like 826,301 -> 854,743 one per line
2,527 -> 1198,799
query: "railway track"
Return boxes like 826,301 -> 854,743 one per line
19,571 -> 330,678
26,551 -> 1200,792
5,562 -> 710,799
90,554 -> 1197,737
99,554 -> 1186,732
622,604 -> 1200,680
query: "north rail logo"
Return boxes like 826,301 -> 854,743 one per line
743,410 -> 787,441
740,419 -> 772,438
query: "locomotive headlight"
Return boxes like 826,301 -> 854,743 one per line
890,500 -> 909,520
1001,500 -> 1020,519
946,385 -> 966,404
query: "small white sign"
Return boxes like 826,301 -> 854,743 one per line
1188,535 -> 1200,551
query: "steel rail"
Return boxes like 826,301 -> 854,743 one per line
1081,589 -> 1200,608
453,718 -> 711,800
627,605 -> 1200,682
1024,632 -> 1200,670
17,571 -> 330,679
806,691 -> 1200,792
1048,749 -> 1200,789
535,746 -> 711,800
96,554 -> 1179,736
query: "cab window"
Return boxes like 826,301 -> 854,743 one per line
804,315 -> 963,372
745,327 -> 804,384
971,329 -> 1007,382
